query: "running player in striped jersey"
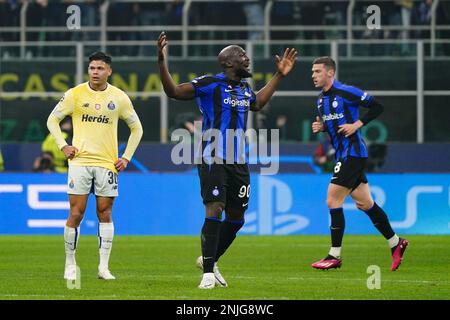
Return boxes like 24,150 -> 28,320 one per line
310,56 -> 408,271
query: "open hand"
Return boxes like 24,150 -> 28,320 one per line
157,31 -> 168,62
275,48 -> 298,76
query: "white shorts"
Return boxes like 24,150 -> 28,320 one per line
67,165 -> 118,197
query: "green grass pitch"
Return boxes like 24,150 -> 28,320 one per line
0,235 -> 448,300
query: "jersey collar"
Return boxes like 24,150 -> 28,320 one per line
87,81 -> 110,93
217,72 -> 243,87
322,79 -> 341,96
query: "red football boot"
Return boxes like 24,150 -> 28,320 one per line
391,238 -> 409,271
312,256 -> 342,270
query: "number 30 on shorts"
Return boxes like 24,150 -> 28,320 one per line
107,171 -> 118,184
238,185 -> 250,198
334,162 -> 342,174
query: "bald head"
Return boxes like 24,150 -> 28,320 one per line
217,45 -> 252,79
218,45 -> 245,68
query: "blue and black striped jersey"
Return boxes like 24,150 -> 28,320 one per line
317,80 -> 374,160
191,72 -> 256,163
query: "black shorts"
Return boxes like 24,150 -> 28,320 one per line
330,156 -> 368,191
197,163 -> 250,211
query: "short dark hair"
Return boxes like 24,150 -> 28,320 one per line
88,51 -> 112,65
312,56 -> 336,71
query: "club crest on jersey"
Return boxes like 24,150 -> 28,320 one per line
95,104 -> 101,110
332,100 -> 338,108
69,179 -> 74,189
107,101 -> 115,110
212,187 -> 219,197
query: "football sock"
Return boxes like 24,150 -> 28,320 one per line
215,219 -> 245,262
98,222 -> 114,271
329,207 -> 345,251
64,225 -> 79,267
363,202 -> 396,241
389,235 -> 401,251
328,247 -> 341,259
200,217 -> 221,273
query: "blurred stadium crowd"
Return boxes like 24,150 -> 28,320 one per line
1,1 -> 449,55
1,1 -> 449,173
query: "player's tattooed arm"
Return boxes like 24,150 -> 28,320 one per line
251,48 -> 298,111
157,31 -> 195,100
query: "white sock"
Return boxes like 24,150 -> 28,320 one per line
329,247 -> 341,258
64,225 -> 79,267
388,234 -> 400,248
98,222 -> 114,271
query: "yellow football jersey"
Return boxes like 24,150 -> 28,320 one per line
50,82 -> 139,173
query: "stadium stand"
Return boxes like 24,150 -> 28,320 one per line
1,0 -> 449,172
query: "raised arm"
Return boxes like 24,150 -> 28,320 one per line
157,31 -> 195,100
251,48 -> 298,111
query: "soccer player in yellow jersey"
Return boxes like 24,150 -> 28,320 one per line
47,52 -> 143,281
